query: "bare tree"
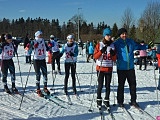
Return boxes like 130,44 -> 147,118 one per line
121,8 -> 135,32
138,1 -> 160,43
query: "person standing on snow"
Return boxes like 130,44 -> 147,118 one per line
94,28 -> 116,108
24,33 -> 30,63
48,35 -> 61,74
59,34 -> 78,95
29,30 -> 50,97
87,41 -> 94,62
78,39 -> 83,55
156,46 -> 160,90
0,34 -> 19,94
113,28 -> 143,108
139,40 -> 148,70
85,40 -> 90,59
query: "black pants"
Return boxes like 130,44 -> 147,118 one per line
1,59 -> 15,86
33,59 -> 48,89
139,56 -> 147,69
117,69 -> 137,104
26,56 -> 31,63
52,51 -> 60,71
97,71 -> 112,100
87,54 -> 93,62
64,62 -> 76,92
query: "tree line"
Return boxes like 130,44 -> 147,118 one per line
0,1 -> 160,45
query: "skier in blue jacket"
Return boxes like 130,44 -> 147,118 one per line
87,42 -> 94,62
59,34 -> 78,95
114,28 -> 142,108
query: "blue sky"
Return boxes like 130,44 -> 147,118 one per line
0,0 -> 156,28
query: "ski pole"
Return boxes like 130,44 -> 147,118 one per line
88,55 -> 104,111
71,56 -> 82,92
112,63 -> 116,106
19,47 -> 34,110
16,53 -> 24,89
88,59 -> 95,98
18,60 -> 33,110
153,61 -> 160,111
50,64 -> 57,92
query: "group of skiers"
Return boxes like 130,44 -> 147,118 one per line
0,27 -> 160,110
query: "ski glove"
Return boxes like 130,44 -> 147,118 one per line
69,51 -> 74,56
100,46 -> 107,53
34,43 -> 39,48
59,53 -> 63,58
110,49 -> 116,56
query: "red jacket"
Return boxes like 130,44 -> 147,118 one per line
94,42 -> 116,72
156,54 -> 160,67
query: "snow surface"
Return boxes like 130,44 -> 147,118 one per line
0,45 -> 160,120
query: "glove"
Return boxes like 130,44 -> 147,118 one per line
59,53 -> 63,58
69,51 -> 74,56
100,46 -> 107,53
48,43 -> 52,47
110,49 -> 115,56
34,42 -> 39,48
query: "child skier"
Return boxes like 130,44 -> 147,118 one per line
87,41 -> 94,62
59,34 -> 78,95
0,33 -> 19,94
29,30 -> 50,97
25,42 -> 31,64
94,28 -> 116,109
48,35 -> 61,74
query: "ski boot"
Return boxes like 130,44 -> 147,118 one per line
97,98 -> 102,109
43,87 -> 50,95
129,102 -> 140,108
103,99 -> 110,108
57,70 -> 61,75
12,87 -> 19,94
36,89 -> 44,97
4,85 -> 11,94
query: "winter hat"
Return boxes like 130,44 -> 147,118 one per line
5,34 -> 12,40
103,28 -> 112,37
50,35 -> 54,38
35,31 -> 42,37
117,28 -> 127,36
67,35 -> 74,40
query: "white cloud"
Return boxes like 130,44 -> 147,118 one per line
19,9 -> 26,13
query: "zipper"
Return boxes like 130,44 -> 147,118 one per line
124,40 -> 129,70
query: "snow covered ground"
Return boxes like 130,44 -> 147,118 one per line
0,45 -> 160,120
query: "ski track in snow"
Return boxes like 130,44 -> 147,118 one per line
0,46 -> 159,120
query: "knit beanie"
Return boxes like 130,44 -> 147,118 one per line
50,35 -> 54,38
5,34 -> 12,39
67,35 -> 74,40
117,28 -> 127,36
35,31 -> 42,37
103,28 -> 112,37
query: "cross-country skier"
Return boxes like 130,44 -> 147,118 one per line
48,35 -> 61,74
113,28 -> 145,108
59,34 -> 78,95
29,31 -> 50,97
0,33 -> 19,94
94,28 -> 116,108
87,41 -> 94,62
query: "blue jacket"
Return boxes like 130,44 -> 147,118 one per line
114,38 -> 141,70
88,42 -> 94,54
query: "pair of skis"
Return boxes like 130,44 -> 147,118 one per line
89,105 -> 115,120
120,105 -> 155,120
